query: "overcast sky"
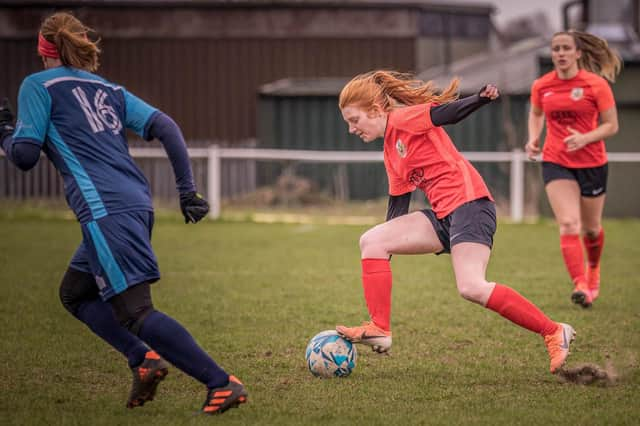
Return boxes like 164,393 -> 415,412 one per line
442,0 -> 565,31
490,0 -> 564,30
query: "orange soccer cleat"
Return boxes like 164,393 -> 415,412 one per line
586,264 -> 601,301
336,321 -> 392,354
571,280 -> 593,308
202,375 -> 248,415
127,350 -> 169,408
544,323 -> 576,374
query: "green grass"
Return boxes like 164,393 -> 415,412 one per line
1,213 -> 639,425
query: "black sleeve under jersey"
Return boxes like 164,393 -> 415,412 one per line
386,192 -> 412,221
430,92 -> 492,127
0,135 -> 41,171
145,112 -> 196,194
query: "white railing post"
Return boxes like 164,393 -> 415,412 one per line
207,145 -> 221,219
510,149 -> 524,223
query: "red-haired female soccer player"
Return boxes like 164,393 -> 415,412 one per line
526,30 -> 620,308
335,70 -> 574,374
0,12 -> 246,413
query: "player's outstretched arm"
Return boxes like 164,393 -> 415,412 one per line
146,112 -> 210,223
0,97 -> 41,171
430,84 -> 500,127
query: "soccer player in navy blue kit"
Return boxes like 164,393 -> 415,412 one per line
0,12 -> 246,414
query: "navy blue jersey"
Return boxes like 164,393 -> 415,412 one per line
13,67 -> 158,223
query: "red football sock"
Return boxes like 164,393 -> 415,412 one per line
560,234 -> 586,284
361,258 -> 392,331
486,284 -> 558,336
583,229 -> 604,268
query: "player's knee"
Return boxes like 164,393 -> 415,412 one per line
112,302 -> 155,336
558,217 -> 581,235
583,227 -> 601,239
109,283 -> 155,336
121,306 -> 155,336
359,227 -> 385,256
456,279 -> 486,304
59,268 -> 100,317
359,231 -> 372,253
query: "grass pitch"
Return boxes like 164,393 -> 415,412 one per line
1,212 -> 639,425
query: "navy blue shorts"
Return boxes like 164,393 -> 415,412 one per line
542,162 -> 608,197
70,210 -> 160,301
420,197 -> 497,254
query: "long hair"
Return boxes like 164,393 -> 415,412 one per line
554,30 -> 622,82
40,12 -> 101,72
339,70 -> 459,112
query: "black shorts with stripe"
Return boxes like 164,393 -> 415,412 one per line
542,161 -> 608,197
420,197 -> 496,255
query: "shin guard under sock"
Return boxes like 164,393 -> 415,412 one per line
583,229 -> 604,268
486,284 -> 558,336
138,311 -> 229,388
361,258 -> 392,331
560,234 -> 586,285
75,299 -> 149,368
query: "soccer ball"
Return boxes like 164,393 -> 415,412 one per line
305,330 -> 357,378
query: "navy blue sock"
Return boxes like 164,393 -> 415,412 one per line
138,311 -> 229,388
76,299 -> 149,368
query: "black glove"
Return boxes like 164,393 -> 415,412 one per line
179,191 -> 210,223
0,97 -> 15,141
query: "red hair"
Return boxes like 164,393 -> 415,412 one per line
339,70 -> 459,112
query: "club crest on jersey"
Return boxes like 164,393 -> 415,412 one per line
570,87 -> 584,101
396,139 -> 407,158
409,168 -> 426,187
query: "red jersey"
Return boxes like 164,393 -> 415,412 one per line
383,103 -> 493,219
530,69 -> 615,168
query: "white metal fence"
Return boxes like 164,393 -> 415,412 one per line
4,147 -> 640,222
128,147 -> 640,222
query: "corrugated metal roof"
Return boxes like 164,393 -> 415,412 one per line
260,38 -> 551,98
419,37 -> 549,95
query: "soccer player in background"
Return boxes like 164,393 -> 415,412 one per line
526,30 -> 620,308
0,12 -> 246,414
335,70 -> 575,374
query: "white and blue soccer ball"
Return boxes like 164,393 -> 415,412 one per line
305,330 -> 357,378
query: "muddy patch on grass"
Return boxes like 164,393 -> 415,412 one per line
557,361 -> 618,386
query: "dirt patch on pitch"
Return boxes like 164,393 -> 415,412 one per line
557,361 -> 618,386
